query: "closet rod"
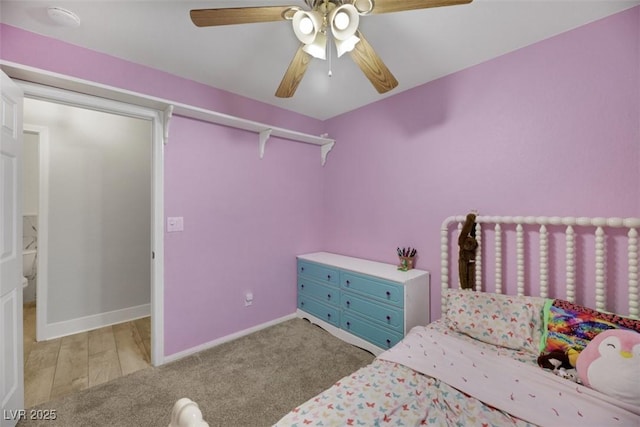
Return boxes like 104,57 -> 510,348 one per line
1,61 -> 336,165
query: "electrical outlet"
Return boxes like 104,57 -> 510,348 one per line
167,217 -> 184,232
245,292 -> 253,307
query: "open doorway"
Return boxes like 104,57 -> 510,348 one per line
20,92 -> 158,406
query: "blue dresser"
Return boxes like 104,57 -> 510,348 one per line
297,252 -> 430,355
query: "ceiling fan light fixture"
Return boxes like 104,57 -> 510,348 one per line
329,4 -> 359,40
292,10 -> 323,44
302,31 -> 327,60
335,34 -> 360,57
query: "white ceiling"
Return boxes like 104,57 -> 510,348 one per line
2,0 -> 638,120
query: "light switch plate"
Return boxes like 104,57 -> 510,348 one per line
167,216 -> 184,232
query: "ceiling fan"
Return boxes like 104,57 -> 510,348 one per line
191,0 -> 473,98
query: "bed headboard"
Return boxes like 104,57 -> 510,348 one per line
441,215 -> 640,319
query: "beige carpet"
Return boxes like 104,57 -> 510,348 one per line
18,318 -> 375,427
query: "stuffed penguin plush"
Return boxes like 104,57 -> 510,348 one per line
576,329 -> 640,406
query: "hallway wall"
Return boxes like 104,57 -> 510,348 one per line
24,98 -> 152,331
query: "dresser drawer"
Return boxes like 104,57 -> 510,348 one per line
341,292 -> 404,332
298,260 -> 339,287
340,272 -> 404,307
298,295 -> 340,327
298,279 -> 339,307
341,313 -> 403,350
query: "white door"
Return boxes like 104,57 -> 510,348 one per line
0,71 -> 24,427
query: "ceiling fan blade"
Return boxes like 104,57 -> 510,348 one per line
190,6 -> 291,27
275,45 -> 312,98
370,0 -> 472,14
349,32 -> 398,94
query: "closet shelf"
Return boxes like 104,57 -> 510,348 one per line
1,61 -> 336,165
170,103 -> 336,166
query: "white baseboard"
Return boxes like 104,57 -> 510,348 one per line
163,313 -> 297,364
42,303 -> 150,341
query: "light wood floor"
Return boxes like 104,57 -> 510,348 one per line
23,303 -> 151,408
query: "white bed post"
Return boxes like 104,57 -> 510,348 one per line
168,398 -> 209,427
594,226 -> 606,312
539,224 -> 549,298
494,223 -> 502,294
629,227 -> 639,319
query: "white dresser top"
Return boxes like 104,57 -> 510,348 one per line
298,252 -> 429,283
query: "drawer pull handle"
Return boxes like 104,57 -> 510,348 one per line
345,280 -> 350,286
301,284 -> 304,289
327,274 -> 331,280
385,291 -> 391,298
327,294 -> 331,300
300,301 -> 305,306
386,315 -> 391,322
301,267 -> 305,272
386,339 -> 391,347
346,301 -> 350,307
327,313 -> 331,319
346,321 -> 351,327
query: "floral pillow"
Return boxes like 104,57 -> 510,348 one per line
541,299 -> 640,354
444,289 -> 548,355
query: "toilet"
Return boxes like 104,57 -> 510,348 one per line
22,249 -> 37,298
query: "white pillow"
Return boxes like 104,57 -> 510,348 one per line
444,289 -> 546,355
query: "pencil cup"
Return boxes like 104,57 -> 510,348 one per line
398,256 -> 415,271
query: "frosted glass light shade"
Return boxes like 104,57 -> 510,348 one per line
302,32 -> 327,59
335,35 -> 360,57
329,4 -> 359,40
292,10 -> 323,45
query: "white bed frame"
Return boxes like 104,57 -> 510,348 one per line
441,215 -> 640,319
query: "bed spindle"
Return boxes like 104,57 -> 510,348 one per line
565,225 -> 576,303
594,226 -> 606,312
474,222 -> 482,292
441,224 -> 450,308
629,228 -> 639,319
494,224 -> 502,294
516,224 -> 524,296
539,225 -> 549,298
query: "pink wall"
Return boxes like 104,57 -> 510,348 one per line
1,24 -> 326,356
323,6 -> 640,320
164,117 -> 325,354
2,6 -> 639,356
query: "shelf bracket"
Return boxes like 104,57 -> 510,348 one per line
320,140 -> 335,166
163,105 -> 174,145
258,128 -> 272,159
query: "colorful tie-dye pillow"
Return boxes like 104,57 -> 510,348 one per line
541,299 -> 640,354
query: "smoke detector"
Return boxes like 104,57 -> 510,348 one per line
47,7 -> 81,27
